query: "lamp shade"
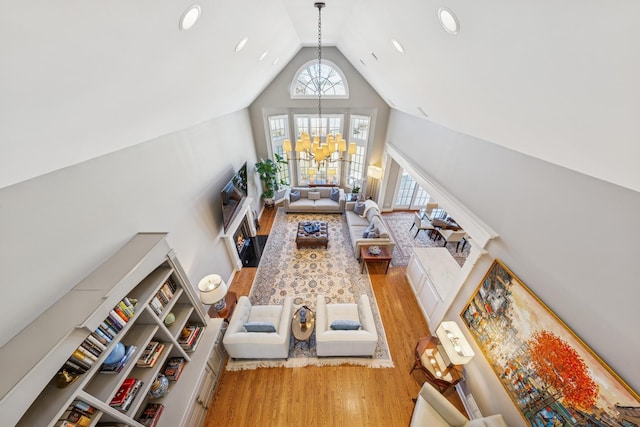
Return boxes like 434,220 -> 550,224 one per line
436,321 -> 475,365
348,142 -> 357,155
307,168 -> 316,176
282,139 -> 292,152
367,165 -> 383,180
198,274 -> 227,305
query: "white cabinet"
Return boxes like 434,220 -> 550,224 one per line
406,248 -> 462,326
0,233 -> 226,427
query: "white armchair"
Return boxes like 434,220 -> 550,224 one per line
315,294 -> 378,357
410,382 -> 507,427
222,296 -> 293,359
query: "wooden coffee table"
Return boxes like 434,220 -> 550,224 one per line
291,306 -> 315,348
360,245 -> 392,274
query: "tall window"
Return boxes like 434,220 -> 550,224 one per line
347,115 -> 371,188
290,60 -> 349,99
293,114 -> 343,186
395,170 -> 431,209
268,115 -> 290,188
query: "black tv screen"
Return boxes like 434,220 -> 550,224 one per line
221,162 -> 248,233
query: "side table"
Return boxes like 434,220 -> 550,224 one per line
291,306 -> 315,348
208,291 -> 238,322
360,245 -> 393,274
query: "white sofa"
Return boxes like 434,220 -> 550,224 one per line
222,296 -> 293,359
283,187 -> 345,213
344,200 -> 395,258
410,382 -> 507,427
315,294 -> 378,357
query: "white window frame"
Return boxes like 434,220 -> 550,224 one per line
290,60 -> 349,99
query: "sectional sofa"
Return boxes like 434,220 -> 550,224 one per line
344,200 -> 395,259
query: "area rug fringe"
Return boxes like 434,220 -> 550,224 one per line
226,357 -> 395,371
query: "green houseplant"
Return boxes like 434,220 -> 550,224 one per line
255,153 -> 288,204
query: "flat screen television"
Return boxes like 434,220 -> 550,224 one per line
221,162 -> 248,233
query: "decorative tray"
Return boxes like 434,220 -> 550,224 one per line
368,246 -> 381,255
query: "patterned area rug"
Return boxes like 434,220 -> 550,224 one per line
226,208 -> 393,371
381,211 -> 470,267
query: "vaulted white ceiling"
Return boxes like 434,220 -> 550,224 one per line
1,0 -> 639,191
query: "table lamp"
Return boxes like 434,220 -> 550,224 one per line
198,274 -> 228,315
435,321 -> 475,366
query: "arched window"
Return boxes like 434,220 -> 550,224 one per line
290,60 -> 349,99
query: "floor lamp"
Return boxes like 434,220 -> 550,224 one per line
367,166 -> 383,200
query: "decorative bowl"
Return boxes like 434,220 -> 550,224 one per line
149,374 -> 169,398
368,246 -> 381,255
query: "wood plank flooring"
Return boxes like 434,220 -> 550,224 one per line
203,205 -> 466,426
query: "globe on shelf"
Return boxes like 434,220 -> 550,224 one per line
103,342 -> 126,365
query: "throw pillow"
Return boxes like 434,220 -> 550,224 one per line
308,191 -> 321,200
330,187 -> 340,202
330,319 -> 361,330
353,201 -> 366,216
243,321 -> 276,333
290,190 -> 301,202
362,222 -> 374,238
367,230 -> 380,238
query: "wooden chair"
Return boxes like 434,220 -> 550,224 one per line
410,336 -> 462,394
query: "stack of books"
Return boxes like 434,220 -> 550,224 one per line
178,325 -> 204,352
100,345 -> 137,374
163,357 -> 186,381
57,297 -> 138,387
109,378 -> 143,413
55,399 -> 96,427
136,341 -> 165,368
136,403 -> 164,427
148,279 -> 177,316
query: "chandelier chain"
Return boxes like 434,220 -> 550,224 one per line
317,2 -> 323,123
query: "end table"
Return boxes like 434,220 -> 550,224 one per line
208,291 -> 238,322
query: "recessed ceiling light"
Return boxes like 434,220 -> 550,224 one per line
371,52 -> 379,61
179,5 -> 201,31
391,39 -> 405,54
438,7 -> 460,34
235,37 -> 249,53
418,107 -> 429,118
272,57 -> 279,66
259,50 -> 269,61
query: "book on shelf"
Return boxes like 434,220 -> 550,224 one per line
86,332 -> 108,350
178,325 -> 204,352
101,345 -> 137,374
163,356 -> 186,381
137,402 -> 164,427
136,341 -> 164,368
113,306 -> 130,324
80,340 -> 102,358
108,309 -> 127,329
57,399 -> 96,427
104,315 -> 123,332
110,378 -> 143,411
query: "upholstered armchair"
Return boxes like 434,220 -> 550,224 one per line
437,229 -> 467,252
410,382 -> 507,427
410,212 -> 436,239
222,296 -> 293,359
315,294 -> 378,357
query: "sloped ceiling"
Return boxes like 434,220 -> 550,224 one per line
1,0 -> 639,191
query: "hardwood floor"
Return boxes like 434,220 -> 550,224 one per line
204,205 -> 466,426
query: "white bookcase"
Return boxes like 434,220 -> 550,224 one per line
0,233 -> 226,427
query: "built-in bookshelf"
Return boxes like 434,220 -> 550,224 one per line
0,233 -> 226,427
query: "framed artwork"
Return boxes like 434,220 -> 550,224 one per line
461,259 -> 639,426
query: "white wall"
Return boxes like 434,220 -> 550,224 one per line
0,110 -> 259,348
386,109 -> 640,426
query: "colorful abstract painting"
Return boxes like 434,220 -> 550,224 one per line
461,259 -> 639,426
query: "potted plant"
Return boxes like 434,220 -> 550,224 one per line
255,153 -> 288,206
351,185 -> 360,194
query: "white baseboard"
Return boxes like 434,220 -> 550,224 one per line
455,383 -> 483,419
